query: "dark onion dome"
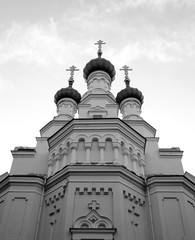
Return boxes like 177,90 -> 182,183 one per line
83,57 -> 116,80
54,86 -> 81,104
116,86 -> 144,105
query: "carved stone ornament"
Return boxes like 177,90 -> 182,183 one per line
88,105 -> 107,117
73,209 -> 113,229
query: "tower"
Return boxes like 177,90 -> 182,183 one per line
0,41 -> 195,240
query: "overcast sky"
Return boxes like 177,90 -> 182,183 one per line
0,0 -> 195,176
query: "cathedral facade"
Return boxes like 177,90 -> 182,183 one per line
0,41 -> 195,240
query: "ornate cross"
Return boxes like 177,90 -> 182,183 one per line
66,65 -> 79,86
94,40 -> 106,58
88,200 -> 100,210
120,65 -> 133,86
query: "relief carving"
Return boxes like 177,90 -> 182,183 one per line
73,199 -> 113,229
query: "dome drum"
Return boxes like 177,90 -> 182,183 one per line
86,71 -> 112,92
119,97 -> 142,119
55,98 -> 78,120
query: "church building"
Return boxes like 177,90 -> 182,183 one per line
0,40 -> 195,240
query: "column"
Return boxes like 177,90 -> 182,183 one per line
85,143 -> 91,164
122,148 -> 129,168
113,142 -> 121,164
48,159 -> 54,176
139,159 -> 146,177
70,143 -> 77,164
62,148 -> 69,167
99,142 -> 105,164
54,154 -> 61,173
131,154 -> 138,174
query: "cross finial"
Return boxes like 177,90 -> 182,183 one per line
66,65 -> 79,87
88,200 -> 100,211
94,40 -> 106,58
120,65 -> 133,86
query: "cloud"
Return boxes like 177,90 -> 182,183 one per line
106,38 -> 182,67
0,0 -> 195,68
0,20 -> 73,66
109,0 -> 195,10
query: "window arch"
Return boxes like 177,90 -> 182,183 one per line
98,223 -> 106,228
80,223 -> 89,228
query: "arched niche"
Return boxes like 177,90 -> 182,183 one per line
76,138 -> 85,163
91,138 -> 99,163
104,138 -> 114,163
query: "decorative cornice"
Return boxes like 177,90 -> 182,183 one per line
47,118 -> 146,150
159,148 -> 183,158
40,119 -> 69,137
80,92 -> 117,105
11,147 -> 36,158
46,165 -> 145,191
124,119 -> 156,137
146,174 -> 195,195
0,175 -> 45,194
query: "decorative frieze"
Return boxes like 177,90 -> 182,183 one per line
75,187 -> 113,196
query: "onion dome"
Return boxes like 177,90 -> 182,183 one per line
54,65 -> 81,104
54,86 -> 81,104
83,39 -> 116,81
116,86 -> 144,105
83,57 -> 116,80
116,65 -> 144,105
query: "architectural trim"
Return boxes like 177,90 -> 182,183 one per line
147,174 -> 195,195
48,118 -> 146,150
159,148 -> 183,158
40,119 -> 69,136
124,119 -> 156,136
46,165 -> 145,191
0,175 -> 45,194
